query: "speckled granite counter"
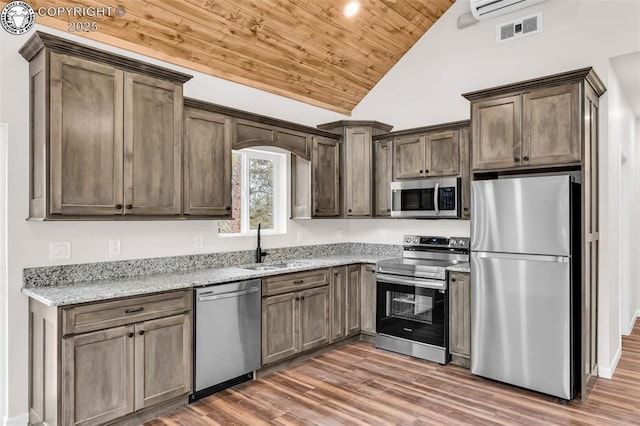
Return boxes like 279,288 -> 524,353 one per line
446,262 -> 471,273
22,254 -> 394,307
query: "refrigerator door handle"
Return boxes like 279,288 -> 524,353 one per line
434,182 -> 440,215
473,251 -> 570,263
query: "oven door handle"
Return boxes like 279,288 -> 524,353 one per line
376,273 -> 446,290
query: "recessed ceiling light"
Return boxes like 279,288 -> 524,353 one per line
344,1 -> 360,18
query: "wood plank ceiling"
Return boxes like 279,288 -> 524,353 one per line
16,0 -> 455,114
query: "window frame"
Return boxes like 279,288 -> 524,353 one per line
219,148 -> 286,237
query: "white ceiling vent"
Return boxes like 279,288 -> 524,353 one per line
496,12 -> 543,44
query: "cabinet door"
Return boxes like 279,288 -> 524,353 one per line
124,72 -> 182,215
345,265 -> 361,336
360,264 -> 376,335
374,139 -> 393,216
330,267 -> 346,342
449,272 -> 471,361
471,95 -> 522,170
312,137 -> 340,217
262,292 -> 299,365
291,155 -> 312,219
344,127 -> 372,216
393,134 -> 425,179
426,130 -> 459,176
523,84 -> 581,166
134,314 -> 191,411
299,286 -> 331,352
183,108 -> 232,216
62,326 -> 134,426
49,53 -> 124,216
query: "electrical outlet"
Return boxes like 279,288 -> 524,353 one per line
337,229 -> 343,240
50,241 -> 71,260
109,239 -> 121,256
296,231 -> 303,242
194,235 -> 204,249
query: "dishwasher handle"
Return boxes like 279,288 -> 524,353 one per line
197,287 -> 260,302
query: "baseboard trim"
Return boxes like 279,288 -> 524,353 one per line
598,344 -> 622,379
3,413 -> 28,426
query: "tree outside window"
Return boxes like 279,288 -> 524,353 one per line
219,149 -> 283,235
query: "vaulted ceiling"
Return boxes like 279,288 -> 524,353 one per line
21,0 -> 455,114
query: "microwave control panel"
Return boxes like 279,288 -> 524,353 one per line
439,188 -> 456,210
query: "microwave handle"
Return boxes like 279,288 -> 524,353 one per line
434,182 -> 440,215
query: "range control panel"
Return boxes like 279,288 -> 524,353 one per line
403,235 -> 470,249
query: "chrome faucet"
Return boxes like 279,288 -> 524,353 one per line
256,223 -> 269,263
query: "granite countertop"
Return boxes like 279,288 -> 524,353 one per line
446,262 -> 471,273
22,254 -> 394,307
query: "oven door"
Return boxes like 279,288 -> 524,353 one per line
376,274 -> 448,348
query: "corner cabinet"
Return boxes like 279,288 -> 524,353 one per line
29,290 -> 192,426
20,31 -> 192,220
449,272 -> 471,368
183,100 -> 232,217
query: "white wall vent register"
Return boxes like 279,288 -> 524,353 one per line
496,12 -> 543,44
470,0 -> 547,21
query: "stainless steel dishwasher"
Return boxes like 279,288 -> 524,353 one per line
191,279 -> 261,401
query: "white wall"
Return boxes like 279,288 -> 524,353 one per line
350,0 -> 640,379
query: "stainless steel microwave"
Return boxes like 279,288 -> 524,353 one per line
390,177 -> 461,219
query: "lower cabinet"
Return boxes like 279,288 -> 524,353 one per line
29,290 -> 193,426
449,271 -> 471,367
330,265 -> 361,343
360,264 -> 376,335
262,271 -> 331,366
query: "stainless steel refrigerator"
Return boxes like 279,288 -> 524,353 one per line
471,175 -> 579,401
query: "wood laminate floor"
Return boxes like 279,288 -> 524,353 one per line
147,323 -> 640,425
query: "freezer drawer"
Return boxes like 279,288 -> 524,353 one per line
471,176 -> 572,256
471,252 -> 573,400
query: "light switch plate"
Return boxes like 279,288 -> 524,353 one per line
109,239 -> 121,256
194,235 -> 204,249
50,241 -> 71,260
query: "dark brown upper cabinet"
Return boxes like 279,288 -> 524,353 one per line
465,74 -> 587,172
393,130 -> 460,180
374,139 -> 393,217
312,137 -> 341,217
316,121 -> 393,218
183,99 -> 233,217
20,32 -> 191,220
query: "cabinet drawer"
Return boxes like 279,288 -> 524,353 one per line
62,290 -> 192,336
263,269 -> 330,296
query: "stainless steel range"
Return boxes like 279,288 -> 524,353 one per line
375,235 -> 470,364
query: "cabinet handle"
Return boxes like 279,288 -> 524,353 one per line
523,156 -> 530,161
225,206 -> 231,211
348,209 -> 352,213
139,330 -> 145,335
451,278 -> 457,282
125,307 -> 144,314
419,170 -> 423,174
300,296 -> 305,301
126,204 -> 133,210
295,296 -> 300,301
293,279 -> 304,284
115,204 -> 123,209
514,157 -> 520,162
425,169 -> 429,174
386,208 -> 390,212
127,332 -> 134,338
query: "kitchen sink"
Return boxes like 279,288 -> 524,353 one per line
241,262 -> 307,271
